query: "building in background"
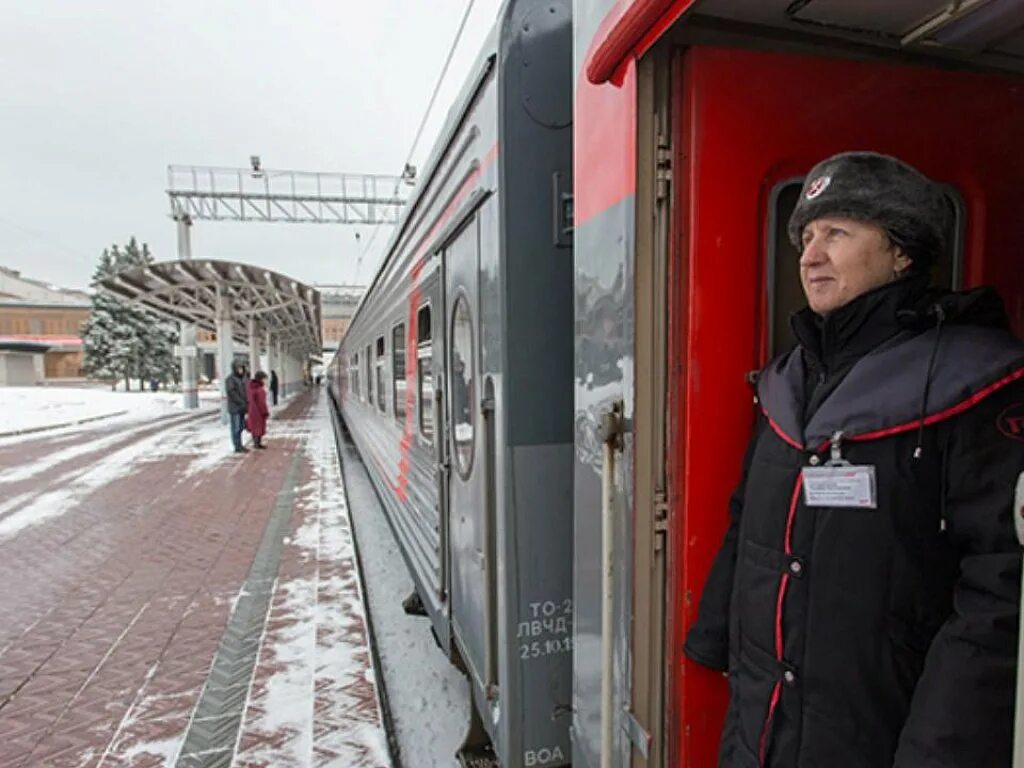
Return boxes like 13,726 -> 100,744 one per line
0,266 -> 91,385
317,284 -> 363,355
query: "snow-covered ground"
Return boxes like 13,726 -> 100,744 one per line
230,403 -> 392,767
0,385 -> 221,437
91,398 -> 392,767
0,388 -> 468,765
335,421 -> 470,767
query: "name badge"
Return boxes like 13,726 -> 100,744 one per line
802,465 -> 877,509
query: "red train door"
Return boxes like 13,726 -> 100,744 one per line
666,45 -> 1024,767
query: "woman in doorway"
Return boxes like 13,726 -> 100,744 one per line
684,151 -> 1024,767
246,371 -> 270,449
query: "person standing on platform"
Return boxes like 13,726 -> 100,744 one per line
225,361 -> 248,454
246,371 -> 270,449
269,369 -> 279,406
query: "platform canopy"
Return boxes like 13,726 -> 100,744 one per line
98,259 -> 322,356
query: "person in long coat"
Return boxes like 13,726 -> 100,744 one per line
225,361 -> 248,453
246,371 -> 270,449
684,152 -> 1024,767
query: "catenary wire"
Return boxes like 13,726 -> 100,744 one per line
355,0 -> 478,285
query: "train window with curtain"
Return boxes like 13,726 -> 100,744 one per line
417,304 -> 433,440
393,323 -> 407,420
766,180 -> 964,358
366,344 -> 373,406
450,292 -> 474,478
375,336 -> 386,413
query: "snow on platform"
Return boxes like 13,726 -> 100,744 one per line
0,385 -> 221,438
0,384 -> 470,767
229,404 -> 391,768
0,390 -> 392,767
333,415 -> 471,768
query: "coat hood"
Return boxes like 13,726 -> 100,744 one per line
898,284 -> 1011,332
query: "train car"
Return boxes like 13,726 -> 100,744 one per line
572,2 -> 1024,767
329,1 -> 573,765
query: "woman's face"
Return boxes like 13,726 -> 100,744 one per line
799,217 -> 912,314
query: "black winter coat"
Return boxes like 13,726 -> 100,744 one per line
226,373 -> 248,414
685,279 -> 1024,767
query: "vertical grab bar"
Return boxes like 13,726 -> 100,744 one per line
435,373 -> 448,600
600,402 -> 625,768
482,376 -> 499,699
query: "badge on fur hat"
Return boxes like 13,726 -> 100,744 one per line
805,175 -> 832,200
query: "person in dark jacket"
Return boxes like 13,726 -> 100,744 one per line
225,361 -> 248,453
246,371 -> 270,449
269,370 -> 279,406
685,151 -> 1024,767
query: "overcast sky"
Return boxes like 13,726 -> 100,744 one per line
0,0 -> 503,291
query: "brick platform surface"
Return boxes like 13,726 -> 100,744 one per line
0,389 -> 389,768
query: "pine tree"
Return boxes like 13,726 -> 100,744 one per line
81,238 -> 179,390
81,248 -> 122,388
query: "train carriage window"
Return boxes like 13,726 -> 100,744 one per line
351,352 -> 360,398
366,344 -> 373,406
393,323 -> 407,421
450,292 -> 475,478
375,336 -> 386,414
767,180 -> 963,358
417,304 -> 433,440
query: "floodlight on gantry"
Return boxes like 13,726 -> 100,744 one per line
97,259 -> 322,356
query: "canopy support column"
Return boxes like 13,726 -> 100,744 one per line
180,323 -> 199,409
277,340 -> 286,398
216,286 -> 234,424
248,316 -> 259,375
266,331 -> 277,404
175,213 -> 199,409
289,351 -> 301,393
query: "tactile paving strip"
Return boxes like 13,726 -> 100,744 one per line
174,451 -> 304,766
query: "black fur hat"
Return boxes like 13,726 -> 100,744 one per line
787,152 -> 950,274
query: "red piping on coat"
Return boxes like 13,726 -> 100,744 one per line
759,683 -> 782,766
759,473 -> 804,766
847,365 -> 1024,444
761,408 -> 804,450
754,365 -> 1024,761
762,365 -> 1024,452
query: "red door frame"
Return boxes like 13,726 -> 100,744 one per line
665,45 -> 1024,767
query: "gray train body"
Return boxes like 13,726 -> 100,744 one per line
328,1 -> 573,765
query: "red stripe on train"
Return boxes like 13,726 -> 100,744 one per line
393,143 -> 500,497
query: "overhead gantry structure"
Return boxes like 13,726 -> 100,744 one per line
161,160 -> 410,408
99,259 -> 322,414
167,164 -> 409,227
166,162 -> 411,262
